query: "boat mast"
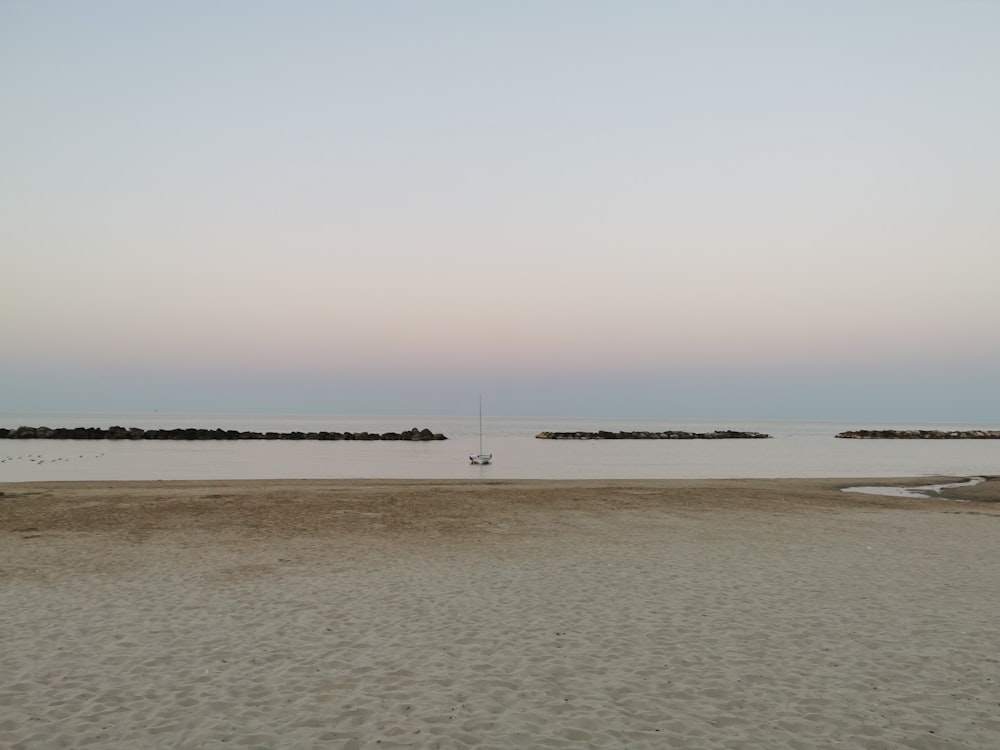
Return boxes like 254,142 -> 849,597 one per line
478,395 -> 484,455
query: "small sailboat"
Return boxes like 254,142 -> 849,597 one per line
469,396 -> 492,465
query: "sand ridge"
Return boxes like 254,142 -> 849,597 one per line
4,476 -> 998,541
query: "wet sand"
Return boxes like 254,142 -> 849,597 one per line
2,477 -> 999,749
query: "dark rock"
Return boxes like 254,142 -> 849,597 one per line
536,429 -> 771,440
1,425 -> 449,441
836,429 -> 1000,439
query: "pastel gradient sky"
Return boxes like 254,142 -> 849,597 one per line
3,1 -> 999,420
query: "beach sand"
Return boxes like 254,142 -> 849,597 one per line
2,477 -> 999,749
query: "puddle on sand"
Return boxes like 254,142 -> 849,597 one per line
842,476 -> 985,499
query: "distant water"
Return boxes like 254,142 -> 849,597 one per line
1,413 -> 998,482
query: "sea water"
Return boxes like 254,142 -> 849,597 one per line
0,413 -> 997,482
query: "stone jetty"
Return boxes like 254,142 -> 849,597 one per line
836,429 -> 1000,439
0,426 -> 447,441
536,429 -> 771,440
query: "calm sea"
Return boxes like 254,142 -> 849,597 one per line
1,413 -> 997,482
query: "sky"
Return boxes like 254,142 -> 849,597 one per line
2,1 -> 999,422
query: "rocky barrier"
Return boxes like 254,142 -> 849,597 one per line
536,429 -> 771,440
836,429 -> 1000,439
0,426 -> 447,441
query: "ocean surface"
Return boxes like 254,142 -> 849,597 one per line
1,413 -> 998,482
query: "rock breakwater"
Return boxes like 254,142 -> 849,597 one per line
0,426 -> 447,441
836,429 -> 1000,439
536,429 -> 771,440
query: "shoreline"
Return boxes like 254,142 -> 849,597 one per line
3,473 -> 999,503
2,476 -> 999,543
3,477 -> 999,749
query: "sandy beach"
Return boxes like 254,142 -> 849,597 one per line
2,477 -> 999,749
